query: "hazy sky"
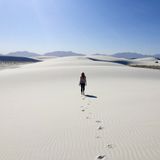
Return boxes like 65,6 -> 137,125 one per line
0,0 -> 160,54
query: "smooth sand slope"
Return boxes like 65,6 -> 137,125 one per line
0,56 -> 160,160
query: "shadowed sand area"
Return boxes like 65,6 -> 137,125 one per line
85,95 -> 98,98
0,56 -> 160,160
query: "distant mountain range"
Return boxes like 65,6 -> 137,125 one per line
3,51 -> 84,58
154,54 -> 160,59
112,52 -> 160,59
7,51 -> 40,57
44,51 -> 84,57
111,52 -> 150,59
1,51 -> 160,59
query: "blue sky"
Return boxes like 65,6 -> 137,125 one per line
0,0 -> 160,54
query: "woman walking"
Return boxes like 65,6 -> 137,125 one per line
79,72 -> 87,95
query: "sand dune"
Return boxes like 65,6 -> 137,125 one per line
0,56 -> 160,160
0,56 -> 40,71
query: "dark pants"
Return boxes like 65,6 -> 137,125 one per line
80,83 -> 85,93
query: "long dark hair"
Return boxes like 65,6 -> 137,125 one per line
81,72 -> 86,78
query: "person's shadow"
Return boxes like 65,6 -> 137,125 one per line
85,94 -> 97,98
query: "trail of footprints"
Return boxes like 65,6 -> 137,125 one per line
81,95 -> 113,160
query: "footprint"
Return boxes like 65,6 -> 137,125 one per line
82,97 -> 85,100
96,136 -> 101,139
96,155 -> 106,159
96,120 -> 101,123
98,126 -> 104,130
106,144 -> 113,149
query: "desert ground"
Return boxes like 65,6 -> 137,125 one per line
0,56 -> 160,160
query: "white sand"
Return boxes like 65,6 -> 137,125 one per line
131,57 -> 160,66
0,56 -> 160,160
